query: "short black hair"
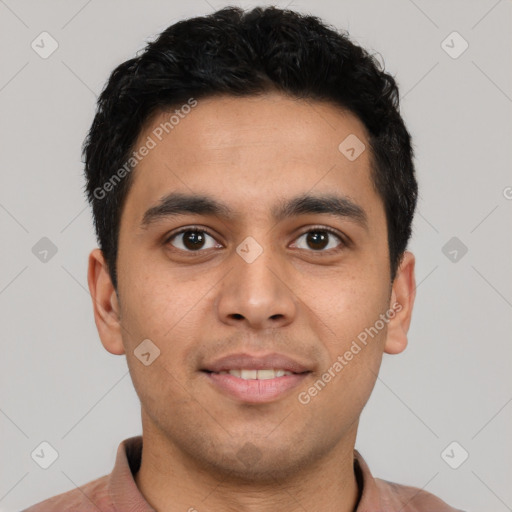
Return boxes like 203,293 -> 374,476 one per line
83,5 -> 417,290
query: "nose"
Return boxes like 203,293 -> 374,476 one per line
215,244 -> 297,331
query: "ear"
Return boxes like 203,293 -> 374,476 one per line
87,248 -> 125,355
384,251 -> 416,355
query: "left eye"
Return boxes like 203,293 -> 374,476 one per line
293,229 -> 343,252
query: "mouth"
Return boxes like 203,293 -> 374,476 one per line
203,368 -> 299,379
200,353 -> 313,403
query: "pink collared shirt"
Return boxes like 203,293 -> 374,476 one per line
23,436 -> 464,511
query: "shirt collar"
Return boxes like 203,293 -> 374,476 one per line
108,436 -> 155,511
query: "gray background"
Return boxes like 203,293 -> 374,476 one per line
1,1 -> 511,511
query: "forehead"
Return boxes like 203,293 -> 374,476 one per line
120,93 -> 383,231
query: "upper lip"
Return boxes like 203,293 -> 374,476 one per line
201,352 -> 312,374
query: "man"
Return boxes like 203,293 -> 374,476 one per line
24,5 -> 464,511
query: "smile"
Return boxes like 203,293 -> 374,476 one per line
202,370 -> 310,403
214,369 -> 294,379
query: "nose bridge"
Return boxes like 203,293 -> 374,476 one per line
237,239 -> 280,297
216,234 -> 297,329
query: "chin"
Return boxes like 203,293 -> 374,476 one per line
186,437 -> 323,484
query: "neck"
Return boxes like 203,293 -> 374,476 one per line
134,419 -> 360,512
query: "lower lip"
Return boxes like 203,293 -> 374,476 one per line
203,372 -> 309,403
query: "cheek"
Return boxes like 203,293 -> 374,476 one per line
118,266 -> 212,396
119,274 -> 201,409
309,266 -> 390,390
119,263 -> 198,341
298,309 -> 386,426
312,265 -> 388,330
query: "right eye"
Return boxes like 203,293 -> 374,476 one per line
165,227 -> 221,252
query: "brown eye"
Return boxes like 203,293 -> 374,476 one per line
167,229 -> 219,251
293,229 -> 344,252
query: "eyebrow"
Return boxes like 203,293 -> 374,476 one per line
140,192 -> 368,231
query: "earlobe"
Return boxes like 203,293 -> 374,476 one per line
383,251 -> 416,355
87,248 -> 126,355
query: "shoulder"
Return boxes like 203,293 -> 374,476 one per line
22,474 -> 114,512
375,477 -> 466,511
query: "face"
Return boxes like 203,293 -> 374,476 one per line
88,92 -> 415,481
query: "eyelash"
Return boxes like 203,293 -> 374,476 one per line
164,225 -> 348,255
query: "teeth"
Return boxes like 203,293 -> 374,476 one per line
240,369 -> 258,379
224,369 -> 293,380
256,369 -> 276,380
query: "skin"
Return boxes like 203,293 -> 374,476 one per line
88,92 -> 416,512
